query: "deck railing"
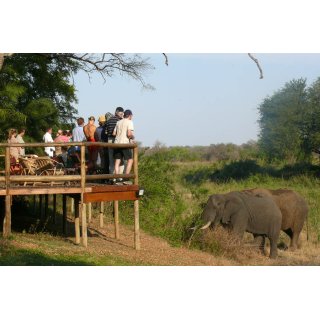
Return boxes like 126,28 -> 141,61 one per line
0,141 -> 138,188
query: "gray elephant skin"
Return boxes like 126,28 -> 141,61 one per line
244,188 -> 308,250
200,191 -> 282,258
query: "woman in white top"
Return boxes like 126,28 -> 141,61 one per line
7,128 -> 21,161
16,128 -> 26,156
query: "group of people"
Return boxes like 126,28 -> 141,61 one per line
7,107 -> 135,184
42,106 -> 135,183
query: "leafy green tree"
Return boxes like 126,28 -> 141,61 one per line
258,78 -> 309,161
0,53 -> 153,142
0,54 -> 77,141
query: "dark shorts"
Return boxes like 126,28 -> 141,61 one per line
113,148 -> 133,161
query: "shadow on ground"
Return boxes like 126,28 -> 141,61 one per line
184,159 -> 320,185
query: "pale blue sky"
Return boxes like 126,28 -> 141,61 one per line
73,54 -> 320,147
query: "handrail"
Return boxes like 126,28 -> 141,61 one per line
0,142 -> 139,189
0,142 -> 137,148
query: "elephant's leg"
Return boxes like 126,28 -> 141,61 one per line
289,232 -> 299,251
269,237 -> 278,259
253,234 -> 265,255
282,228 -> 294,248
230,212 -> 247,238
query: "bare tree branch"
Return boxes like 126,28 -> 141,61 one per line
162,53 -> 169,66
248,53 -> 263,79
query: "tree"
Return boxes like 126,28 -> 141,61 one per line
258,79 -> 309,161
0,53 -> 153,141
257,78 -> 320,162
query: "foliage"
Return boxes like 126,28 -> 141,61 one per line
258,78 -> 320,161
0,53 -> 153,142
0,54 -> 78,141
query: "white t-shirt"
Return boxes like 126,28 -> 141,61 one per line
43,132 -> 55,157
114,118 -> 134,144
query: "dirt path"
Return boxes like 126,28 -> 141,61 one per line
8,218 -> 320,266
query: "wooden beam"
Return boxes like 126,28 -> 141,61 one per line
114,200 -> 119,240
88,202 -> 92,223
3,195 -> 11,237
74,201 -> 80,245
44,194 -> 49,219
8,187 -> 90,196
70,198 -> 74,215
99,202 -> 104,228
3,147 -> 11,237
62,194 -> 67,235
39,195 -> 43,220
52,194 -> 57,224
83,191 -> 139,203
10,175 -> 81,182
0,141 -> 137,149
81,203 -> 87,247
90,185 -> 139,193
134,200 -> 140,250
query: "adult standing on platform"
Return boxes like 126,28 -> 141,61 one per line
16,128 -> 26,156
113,109 -> 135,184
8,128 -> 21,161
72,117 -> 86,145
43,127 -> 55,157
95,114 -> 107,170
104,107 -> 124,174
83,116 -> 98,170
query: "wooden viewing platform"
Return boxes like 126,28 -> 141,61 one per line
0,141 -> 141,249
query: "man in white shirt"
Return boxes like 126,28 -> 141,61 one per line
43,127 -> 55,157
72,117 -> 86,143
113,109 -> 135,182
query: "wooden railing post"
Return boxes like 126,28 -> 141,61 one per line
133,146 -> 140,250
99,202 -> 104,228
80,145 -> 87,247
81,203 -> 87,247
52,194 -> 57,224
88,203 -> 92,223
62,194 -> 67,235
114,200 -> 119,239
3,146 -> 11,237
75,200 -> 80,244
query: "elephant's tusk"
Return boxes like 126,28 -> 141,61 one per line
200,221 -> 212,230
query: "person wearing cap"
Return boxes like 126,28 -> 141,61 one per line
113,109 -> 135,184
83,116 -> 98,171
104,107 -> 124,174
95,114 -> 107,170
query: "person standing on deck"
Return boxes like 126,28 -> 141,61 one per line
113,109 -> 135,185
95,114 -> 107,170
83,116 -> 98,171
43,127 -> 55,157
16,128 -> 26,156
104,107 -> 124,175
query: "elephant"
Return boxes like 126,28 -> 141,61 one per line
243,188 -> 308,250
200,191 -> 282,258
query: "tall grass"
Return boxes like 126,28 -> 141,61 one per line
119,151 -> 320,250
